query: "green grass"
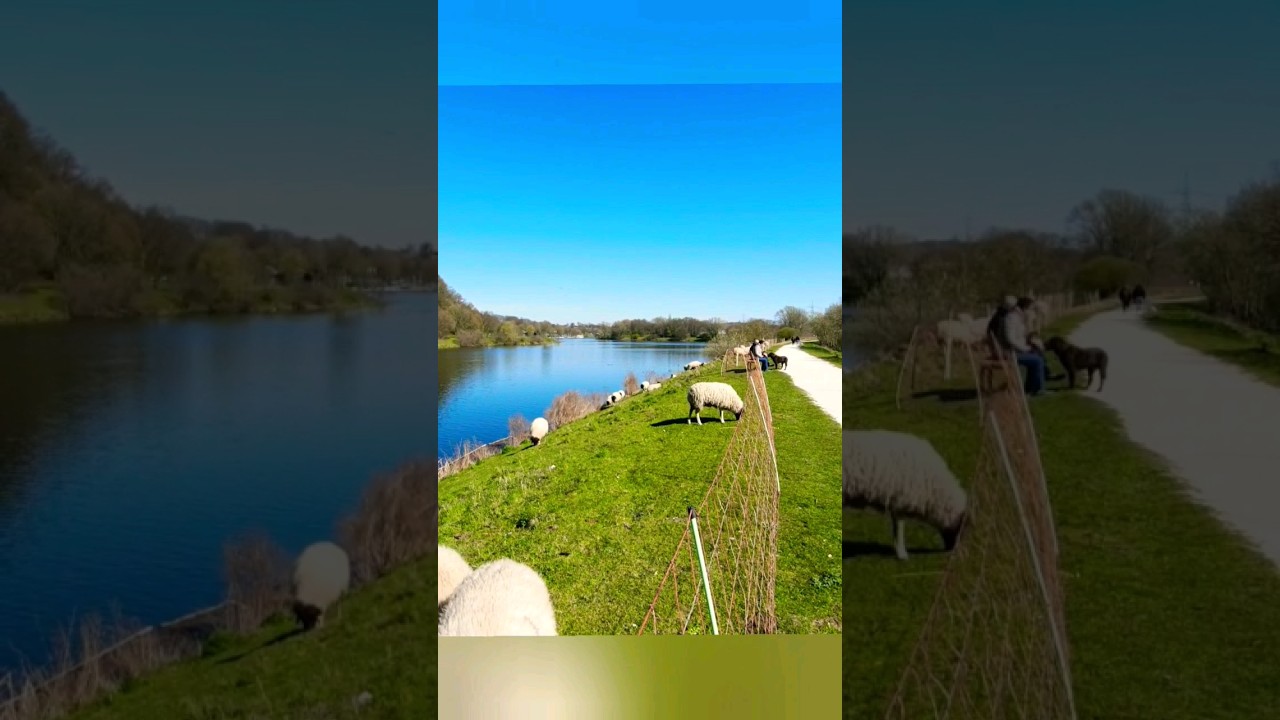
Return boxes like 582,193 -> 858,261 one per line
843,310 -> 1280,718
799,342 -> 842,367
439,363 -> 842,635
1146,300 -> 1280,388
67,556 -> 435,719
0,288 -> 69,324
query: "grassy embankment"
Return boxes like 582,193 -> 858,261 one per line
843,304 -> 1280,719
438,362 -> 843,635
798,341 -> 841,367
64,559 -> 435,720
1145,299 -> 1280,388
0,284 -> 380,326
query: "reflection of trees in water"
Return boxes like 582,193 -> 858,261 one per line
437,345 -> 484,404
0,323 -> 150,530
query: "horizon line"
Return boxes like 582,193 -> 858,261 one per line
438,80 -> 841,89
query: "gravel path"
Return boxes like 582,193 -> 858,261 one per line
1070,307 -> 1280,569
773,344 -> 842,426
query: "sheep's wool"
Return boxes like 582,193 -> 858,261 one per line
438,545 -> 473,606
843,430 -> 967,531
438,559 -> 558,637
293,541 -> 351,612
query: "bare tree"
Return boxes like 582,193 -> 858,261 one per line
1067,190 -> 1174,270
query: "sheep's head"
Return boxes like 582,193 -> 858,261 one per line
941,513 -> 966,551
293,601 -> 323,631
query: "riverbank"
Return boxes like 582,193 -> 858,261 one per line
439,360 -> 842,635
843,304 -> 1280,718
13,461 -> 438,720
797,341 -> 841,367
0,285 -> 398,326
1144,299 -> 1280,388
436,335 -> 558,349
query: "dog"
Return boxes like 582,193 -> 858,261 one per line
766,352 -> 788,370
1044,336 -> 1108,391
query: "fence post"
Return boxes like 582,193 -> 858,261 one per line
689,507 -> 719,636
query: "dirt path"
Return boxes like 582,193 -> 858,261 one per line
1070,307 -> 1280,569
773,344 -> 842,426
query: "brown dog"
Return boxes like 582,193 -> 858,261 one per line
1044,336 -> 1108,391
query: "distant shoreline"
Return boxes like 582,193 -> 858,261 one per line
0,285 -> 436,328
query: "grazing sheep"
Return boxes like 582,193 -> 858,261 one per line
684,360 -> 705,371
438,545 -> 473,607
437,558 -> 558,636
606,390 -> 626,405
641,381 -> 662,392
843,430 -> 968,561
731,345 -> 750,367
529,417 -> 549,445
687,382 -> 745,425
291,541 -> 351,630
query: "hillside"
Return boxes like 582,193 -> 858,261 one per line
64,556 -> 436,719
0,91 -> 435,323
438,362 -> 842,635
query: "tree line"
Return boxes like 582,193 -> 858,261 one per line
845,185 -> 1218,355
0,91 -> 435,321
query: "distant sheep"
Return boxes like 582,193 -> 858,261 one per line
843,430 -> 968,561
936,312 -> 991,379
291,541 -> 351,630
683,360 -> 705,371
605,390 -> 626,405
687,382 -> 745,425
529,417 -> 549,445
438,545 -> 473,607
437,558 -> 558,636
642,381 -> 662,392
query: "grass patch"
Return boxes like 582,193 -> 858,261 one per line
799,342 -> 842,367
64,557 -> 435,719
0,288 -> 69,324
1145,300 -> 1280,388
438,364 -> 842,635
843,311 -> 1280,718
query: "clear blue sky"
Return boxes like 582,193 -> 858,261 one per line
438,83 -> 841,325
0,1 -> 431,248
847,1 -> 1280,239
439,0 -> 841,86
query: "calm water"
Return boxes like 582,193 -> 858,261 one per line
438,339 -> 707,457
0,293 -> 434,673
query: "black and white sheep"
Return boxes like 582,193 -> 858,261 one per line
291,541 -> 351,630
686,382 -> 745,425
437,558 -> 558,636
605,390 -> 626,405
683,360 -> 705,371
530,417 -> 549,445
640,381 -> 662,392
843,430 -> 968,560
438,545 -> 473,607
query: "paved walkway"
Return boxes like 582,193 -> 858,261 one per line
1070,307 -> 1280,568
772,344 -> 842,426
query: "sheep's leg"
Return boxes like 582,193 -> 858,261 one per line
944,340 -> 953,379
696,409 -> 703,425
891,514 -> 908,560
718,409 -> 725,423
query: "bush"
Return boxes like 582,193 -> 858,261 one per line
338,460 -> 436,587
222,531 -> 292,634
623,372 -> 640,396
55,263 -> 146,318
507,414 -> 532,446
545,390 -> 602,430
456,329 -> 485,348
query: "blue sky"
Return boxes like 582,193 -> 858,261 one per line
0,1 -> 431,248
439,0 -> 841,86
438,83 -> 841,325
848,1 -> 1280,239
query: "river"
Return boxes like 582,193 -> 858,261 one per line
0,292 -> 434,674
438,339 -> 708,458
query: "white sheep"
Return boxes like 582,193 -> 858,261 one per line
291,541 -> 351,630
843,430 -> 968,561
731,345 -> 750,368
643,381 -> 662,392
437,558 -> 558,636
529,417 -> 549,445
438,545 -> 473,607
683,360 -> 705,371
686,382 -> 745,425
936,312 -> 991,379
